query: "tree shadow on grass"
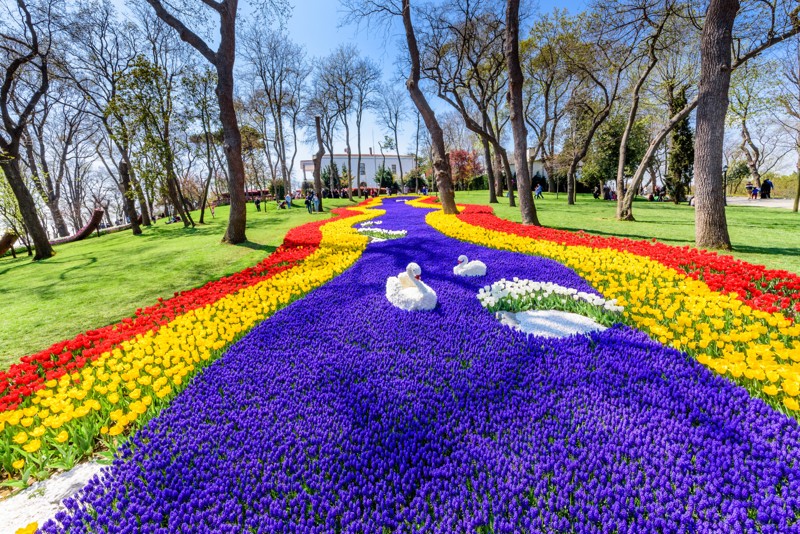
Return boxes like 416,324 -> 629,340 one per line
730,244 -> 800,261
553,226 -> 692,245
234,241 -> 278,253
57,257 -> 98,282
0,259 -> 33,277
0,256 -> 98,279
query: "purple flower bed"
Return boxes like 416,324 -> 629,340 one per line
44,200 -> 800,533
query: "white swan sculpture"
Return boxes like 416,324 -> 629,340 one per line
453,255 -> 487,277
386,263 -> 437,311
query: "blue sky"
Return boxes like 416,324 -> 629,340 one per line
282,0 -> 585,181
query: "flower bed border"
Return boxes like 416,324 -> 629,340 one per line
420,197 -> 800,319
0,204 -> 368,412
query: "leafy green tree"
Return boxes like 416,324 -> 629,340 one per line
322,162 -> 340,190
580,115 -> 648,190
109,55 -> 194,226
666,84 -> 694,203
183,67 -> 220,224
404,167 -> 427,191
0,171 -> 29,256
374,166 -> 395,189
724,160 -> 750,195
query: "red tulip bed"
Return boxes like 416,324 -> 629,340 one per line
0,206 -> 366,413
429,199 -> 800,319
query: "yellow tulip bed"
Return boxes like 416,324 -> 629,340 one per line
409,197 -> 800,419
0,200 -> 383,484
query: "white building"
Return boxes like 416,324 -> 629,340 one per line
300,152 -> 417,185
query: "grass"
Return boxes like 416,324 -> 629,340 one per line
0,199 -> 353,368
452,191 -> 800,275
2,191 -> 797,369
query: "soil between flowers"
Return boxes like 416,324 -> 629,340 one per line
41,200 -> 800,533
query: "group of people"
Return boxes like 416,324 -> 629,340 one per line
745,179 -> 774,199
304,191 -> 321,213
593,185 -> 619,201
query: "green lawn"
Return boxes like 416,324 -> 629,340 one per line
452,191 -> 800,274
2,191 -> 797,369
0,200 -> 353,368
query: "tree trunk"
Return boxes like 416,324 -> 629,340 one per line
216,64 -> 247,243
46,200 -> 70,238
0,157 -> 54,260
395,142 -> 404,184
794,162 -> 799,213
24,137 -> 70,237
496,144 -> 516,207
740,121 -> 762,187
165,170 -> 190,227
505,0 -> 538,225
401,0 -> 457,214
313,116 -> 325,210
126,166 -> 151,226
493,150 -> 504,198
694,0 -> 737,250
616,68 -> 657,219
120,160 -> 142,235
619,99 -> 699,220
482,137 -> 498,203
173,173 -> 196,227
357,118 -> 364,197
345,120 -> 354,201
567,160 -> 578,205
199,173 -> 213,225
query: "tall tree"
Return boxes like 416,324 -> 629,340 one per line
728,61 -> 777,189
612,0 -> 673,220
343,0 -> 458,213
560,14 -> 635,205
312,116 -> 325,209
143,0 -> 288,243
243,29 -> 308,200
693,0 -> 738,249
23,87 -> 77,237
320,45 -> 359,200
505,0 -> 539,225
619,35 -> 700,219
524,10 -> 576,195
353,57 -> 381,196
627,0 -> 800,242
419,0 -> 512,206
666,84 -> 694,204
64,0 -> 152,229
306,73 -> 341,193
775,37 -> 800,212
183,67 -> 219,224
0,0 -> 55,260
111,54 -> 193,227
378,83 -> 409,183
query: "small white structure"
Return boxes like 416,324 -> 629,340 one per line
300,152 -> 417,184
496,310 -> 607,338
453,255 -> 487,277
386,263 -> 437,311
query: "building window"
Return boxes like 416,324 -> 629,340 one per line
391,164 -> 397,174
360,163 -> 366,175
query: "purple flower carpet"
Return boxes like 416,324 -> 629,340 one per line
43,200 -> 800,533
